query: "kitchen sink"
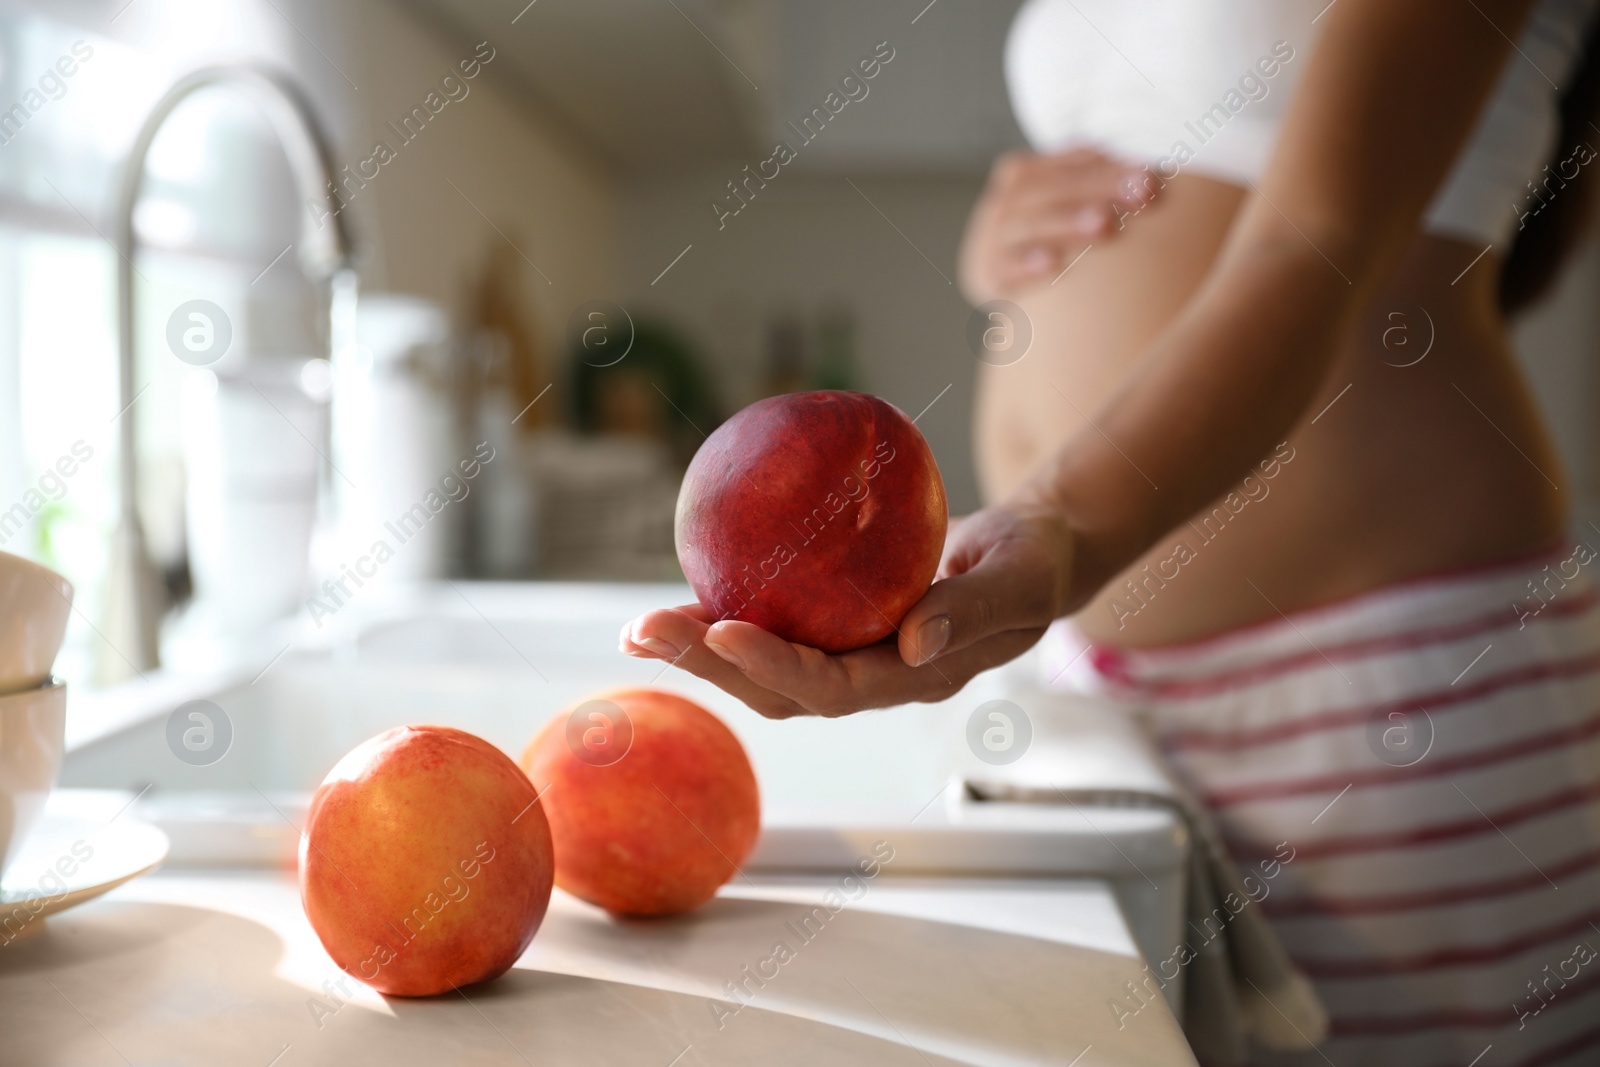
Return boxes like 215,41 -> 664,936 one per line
51,581 -> 1195,1064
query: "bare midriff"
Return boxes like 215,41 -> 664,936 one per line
975,174 -> 1568,648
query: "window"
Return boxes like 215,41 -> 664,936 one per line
0,4 -> 317,690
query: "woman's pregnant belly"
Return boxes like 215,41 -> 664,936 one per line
974,174 -> 1568,648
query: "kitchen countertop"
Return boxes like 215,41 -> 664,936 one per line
1,868 -> 1198,1067
36,585 -> 1199,1065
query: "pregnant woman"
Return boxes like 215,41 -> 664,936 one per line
628,1 -> 1600,1061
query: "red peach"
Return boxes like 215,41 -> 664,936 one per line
300,725 -> 554,996
520,689 -> 760,917
675,390 -> 947,653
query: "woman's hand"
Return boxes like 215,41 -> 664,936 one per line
958,147 -> 1159,304
619,501 -> 1076,719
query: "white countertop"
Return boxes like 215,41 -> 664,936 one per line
36,584 -> 1200,1065
0,868 -> 1198,1067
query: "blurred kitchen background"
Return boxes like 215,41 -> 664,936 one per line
0,0 -> 1596,694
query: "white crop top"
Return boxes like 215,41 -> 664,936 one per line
1005,0 -> 1599,246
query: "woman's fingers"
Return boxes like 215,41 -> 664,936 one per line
623,607 -> 811,719
992,159 -> 1162,283
963,148 -> 1162,299
998,162 -> 1158,223
622,605 -> 1050,719
1004,172 -> 1153,217
705,620 -> 900,716
620,602 -> 711,657
624,607 -> 872,718
897,507 -> 1074,666
999,211 -> 1115,248
896,563 -> 1056,667
621,605 -> 701,661
990,209 -> 1111,287
735,626 -> 1046,717
683,616 -> 947,716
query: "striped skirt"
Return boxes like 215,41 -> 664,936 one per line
1043,545 -> 1600,1067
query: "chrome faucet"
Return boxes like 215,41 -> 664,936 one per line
105,66 -> 355,681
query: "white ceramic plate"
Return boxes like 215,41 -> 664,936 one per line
0,789 -> 169,943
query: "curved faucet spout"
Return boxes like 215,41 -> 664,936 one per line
107,66 -> 354,679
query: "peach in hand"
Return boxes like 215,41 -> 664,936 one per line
674,390 -> 947,654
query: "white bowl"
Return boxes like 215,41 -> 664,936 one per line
0,551 -> 73,696
0,679 -> 66,874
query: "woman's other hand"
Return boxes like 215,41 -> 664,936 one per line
619,499 -> 1075,719
958,148 -> 1159,304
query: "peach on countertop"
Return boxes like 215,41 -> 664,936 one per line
300,725 -> 555,997
521,688 -> 760,917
